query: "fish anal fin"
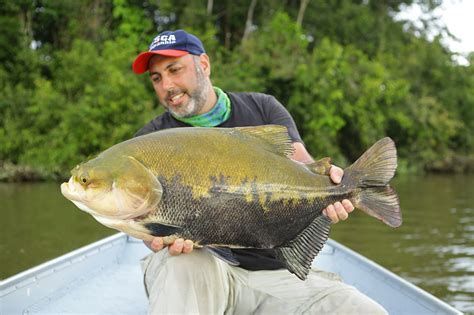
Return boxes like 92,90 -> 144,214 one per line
307,157 -> 332,175
233,125 -> 294,157
275,215 -> 332,280
206,246 -> 240,266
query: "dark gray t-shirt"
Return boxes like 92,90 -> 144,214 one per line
135,91 -> 303,270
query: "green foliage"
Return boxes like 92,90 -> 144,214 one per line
1,0 -> 473,180
289,38 -> 348,160
213,11 -> 309,92
243,11 -> 309,81
113,0 -> 154,44
1,37 -> 154,178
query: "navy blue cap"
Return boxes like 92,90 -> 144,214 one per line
132,30 -> 205,74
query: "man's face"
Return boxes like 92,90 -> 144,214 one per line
148,54 -> 211,118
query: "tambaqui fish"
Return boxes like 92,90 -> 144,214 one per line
61,125 -> 401,280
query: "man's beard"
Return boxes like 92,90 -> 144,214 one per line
162,63 -> 210,118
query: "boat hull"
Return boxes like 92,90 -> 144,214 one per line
0,234 -> 461,315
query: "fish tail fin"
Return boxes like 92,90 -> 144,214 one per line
344,137 -> 402,228
275,215 -> 332,280
356,186 -> 401,228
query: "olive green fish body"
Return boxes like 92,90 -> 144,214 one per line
102,127 -> 343,247
62,125 -> 401,280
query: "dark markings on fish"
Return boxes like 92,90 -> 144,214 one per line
150,139 -> 395,280
147,175 -> 349,249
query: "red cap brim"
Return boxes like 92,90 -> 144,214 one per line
132,50 -> 189,74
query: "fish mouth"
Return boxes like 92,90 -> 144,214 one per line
61,176 -> 104,203
61,180 -> 96,215
60,178 -> 79,201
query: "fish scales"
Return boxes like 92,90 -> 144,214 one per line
126,128 -> 338,244
139,176 -> 351,248
61,125 -> 401,280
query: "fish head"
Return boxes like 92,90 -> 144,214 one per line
61,155 -> 162,220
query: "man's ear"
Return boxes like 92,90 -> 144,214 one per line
199,54 -> 211,76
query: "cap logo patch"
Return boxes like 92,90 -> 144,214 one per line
149,35 -> 177,50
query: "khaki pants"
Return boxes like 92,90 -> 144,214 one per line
141,249 -> 387,315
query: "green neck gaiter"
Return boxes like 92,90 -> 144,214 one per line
171,86 -> 231,127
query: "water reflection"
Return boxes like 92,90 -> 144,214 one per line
1,174 -> 473,312
331,174 -> 474,313
0,182 -> 113,279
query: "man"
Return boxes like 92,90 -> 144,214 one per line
132,29 -> 387,314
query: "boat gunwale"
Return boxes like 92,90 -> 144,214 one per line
0,233 -> 126,295
325,239 -> 462,314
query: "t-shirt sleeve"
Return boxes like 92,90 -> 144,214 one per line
134,122 -> 156,137
262,95 -> 303,143
134,116 -> 168,138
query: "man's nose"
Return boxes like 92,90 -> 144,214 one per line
161,75 -> 174,90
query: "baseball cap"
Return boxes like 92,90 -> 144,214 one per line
132,30 -> 206,74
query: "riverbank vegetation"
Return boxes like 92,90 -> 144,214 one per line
1,0 -> 473,181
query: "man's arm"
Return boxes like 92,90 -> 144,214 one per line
292,142 -> 354,224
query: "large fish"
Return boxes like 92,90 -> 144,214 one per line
61,125 -> 401,280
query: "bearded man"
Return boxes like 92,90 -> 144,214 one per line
132,29 -> 387,315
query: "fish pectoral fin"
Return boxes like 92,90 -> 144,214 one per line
307,157 -> 332,175
275,215 -> 332,281
144,222 -> 182,237
205,246 -> 240,266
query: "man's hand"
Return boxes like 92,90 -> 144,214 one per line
144,238 -> 194,255
323,165 -> 355,223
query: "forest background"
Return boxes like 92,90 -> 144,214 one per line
1,0 -> 473,181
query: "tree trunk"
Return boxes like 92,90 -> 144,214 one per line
224,1 -> 231,49
207,0 -> 213,15
242,0 -> 258,42
296,0 -> 310,27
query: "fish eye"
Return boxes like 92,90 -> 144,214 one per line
80,174 -> 89,184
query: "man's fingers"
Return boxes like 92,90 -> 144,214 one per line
169,238 -> 184,256
342,199 -> 354,213
150,237 -> 164,252
323,204 -> 339,224
324,200 -> 354,224
150,238 -> 193,255
334,201 -> 348,221
182,240 -> 194,254
329,166 -> 343,184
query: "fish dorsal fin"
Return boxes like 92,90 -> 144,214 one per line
233,125 -> 294,157
274,215 -> 332,280
307,157 -> 332,175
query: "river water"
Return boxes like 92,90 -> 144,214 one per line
1,174 -> 473,312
